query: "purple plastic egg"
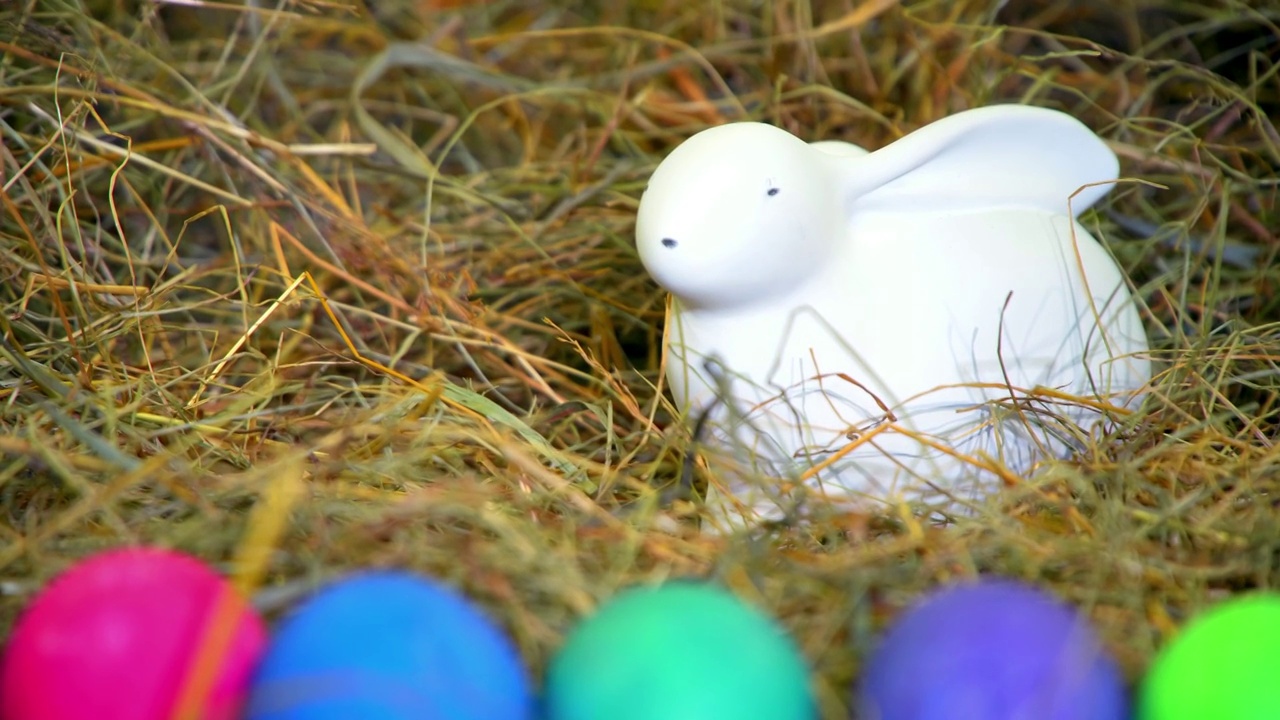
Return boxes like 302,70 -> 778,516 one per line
857,578 -> 1128,720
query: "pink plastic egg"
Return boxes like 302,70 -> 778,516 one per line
1,546 -> 266,720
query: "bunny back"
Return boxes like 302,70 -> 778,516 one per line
663,207 -> 1149,520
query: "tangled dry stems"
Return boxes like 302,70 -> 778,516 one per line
1,0 -> 1278,715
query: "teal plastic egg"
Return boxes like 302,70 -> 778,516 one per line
544,581 -> 816,720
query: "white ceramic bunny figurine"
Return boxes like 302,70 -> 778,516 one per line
635,105 -> 1151,526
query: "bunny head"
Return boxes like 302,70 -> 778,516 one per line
637,106 -> 1119,312
635,123 -> 844,310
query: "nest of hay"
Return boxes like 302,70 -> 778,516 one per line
1,0 -> 1277,715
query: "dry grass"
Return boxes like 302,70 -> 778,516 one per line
1,0 -> 1278,715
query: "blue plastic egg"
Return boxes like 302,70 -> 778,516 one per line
857,578 -> 1128,720
245,570 -> 532,720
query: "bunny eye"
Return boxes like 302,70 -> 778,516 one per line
767,187 -> 780,197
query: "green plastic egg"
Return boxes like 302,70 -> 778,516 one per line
1138,593 -> 1280,720
544,581 -> 816,720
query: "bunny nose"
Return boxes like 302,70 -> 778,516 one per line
661,238 -> 678,248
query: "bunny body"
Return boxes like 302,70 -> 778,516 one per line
636,106 -> 1151,523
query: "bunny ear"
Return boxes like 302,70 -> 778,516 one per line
839,105 -> 1119,217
